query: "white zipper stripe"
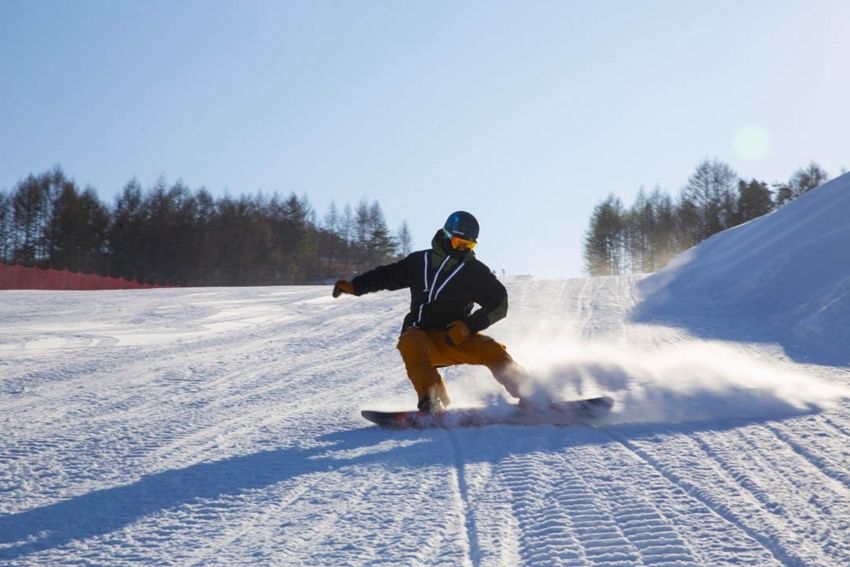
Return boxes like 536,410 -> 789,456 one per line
422,251 -> 429,292
416,252 -> 464,326
427,255 -> 451,303
432,262 -> 465,301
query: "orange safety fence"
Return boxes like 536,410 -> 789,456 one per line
0,262 -> 164,290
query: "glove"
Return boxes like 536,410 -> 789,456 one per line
445,320 -> 471,346
332,280 -> 355,298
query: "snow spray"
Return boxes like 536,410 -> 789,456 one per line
500,322 -> 850,425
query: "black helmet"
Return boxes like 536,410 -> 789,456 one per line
443,211 -> 479,242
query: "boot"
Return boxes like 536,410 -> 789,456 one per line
417,390 -> 447,414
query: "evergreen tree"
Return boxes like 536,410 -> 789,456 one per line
323,201 -> 340,235
319,201 -> 342,276
40,166 -> 72,265
0,191 -> 11,263
353,199 -> 371,271
0,167 -> 448,285
579,160 -> 831,277
734,179 -> 774,224
583,195 -> 626,276
397,220 -> 413,256
189,188 -> 217,285
109,178 -> 147,281
274,192 -> 314,283
354,199 -> 370,248
139,179 -> 189,284
648,187 -> 678,271
49,183 -> 110,272
622,187 -> 681,273
773,182 -> 794,207
366,201 -> 396,266
340,204 -> 354,245
11,174 -> 46,265
213,194 -> 258,285
625,188 -> 655,273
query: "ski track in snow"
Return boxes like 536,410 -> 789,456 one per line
1,279 -> 849,566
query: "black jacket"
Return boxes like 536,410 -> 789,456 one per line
351,231 -> 509,334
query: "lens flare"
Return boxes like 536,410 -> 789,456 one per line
732,123 -> 772,161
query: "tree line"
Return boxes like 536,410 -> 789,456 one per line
583,160 -> 834,276
0,166 -> 413,286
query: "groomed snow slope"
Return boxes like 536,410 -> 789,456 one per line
635,172 -> 850,365
1,280 -> 849,566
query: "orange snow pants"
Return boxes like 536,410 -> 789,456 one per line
396,327 -> 529,407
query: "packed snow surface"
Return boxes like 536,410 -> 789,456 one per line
3,173 -> 850,566
1,278 -> 849,566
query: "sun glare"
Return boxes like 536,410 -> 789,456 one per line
732,123 -> 772,161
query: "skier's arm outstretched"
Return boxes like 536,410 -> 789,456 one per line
332,255 -> 413,298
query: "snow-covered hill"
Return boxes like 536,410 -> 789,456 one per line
635,172 -> 850,365
1,275 -> 849,565
3,174 -> 850,565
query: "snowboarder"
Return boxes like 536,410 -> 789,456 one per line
332,211 -> 531,413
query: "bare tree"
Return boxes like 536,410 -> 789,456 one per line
681,159 -> 739,241
775,162 -> 829,206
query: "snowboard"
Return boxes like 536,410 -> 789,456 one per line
361,395 -> 614,429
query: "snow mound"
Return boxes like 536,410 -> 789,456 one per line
635,172 -> 850,364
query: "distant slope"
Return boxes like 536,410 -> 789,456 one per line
634,172 -> 850,365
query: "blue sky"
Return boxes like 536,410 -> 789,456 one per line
2,1 -> 849,277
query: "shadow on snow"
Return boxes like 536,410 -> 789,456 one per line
0,408 -> 820,561
630,275 -> 850,367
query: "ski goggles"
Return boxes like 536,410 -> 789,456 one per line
444,229 -> 477,251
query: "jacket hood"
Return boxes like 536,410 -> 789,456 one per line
431,229 -> 476,261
